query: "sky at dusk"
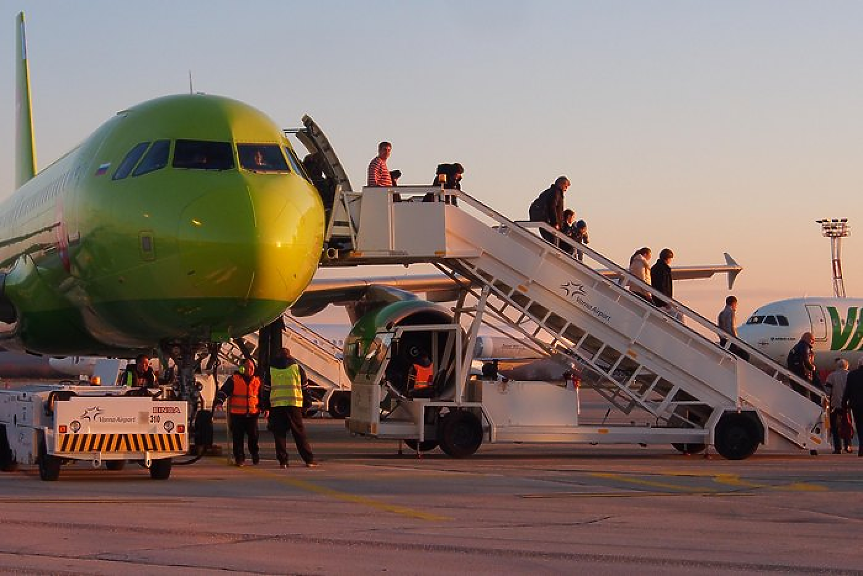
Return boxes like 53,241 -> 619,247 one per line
2,1 -> 862,325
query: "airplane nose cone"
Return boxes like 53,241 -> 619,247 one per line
176,176 -> 324,333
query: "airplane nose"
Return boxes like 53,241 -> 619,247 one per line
176,176 -> 324,331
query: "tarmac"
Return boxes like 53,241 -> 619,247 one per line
0,417 -> 861,575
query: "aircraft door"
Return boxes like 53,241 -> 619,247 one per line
806,305 -> 828,342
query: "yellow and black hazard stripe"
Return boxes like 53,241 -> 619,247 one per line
57,434 -> 185,453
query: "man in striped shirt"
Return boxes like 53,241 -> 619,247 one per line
368,141 -> 393,187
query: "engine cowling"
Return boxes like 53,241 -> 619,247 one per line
343,300 -> 461,398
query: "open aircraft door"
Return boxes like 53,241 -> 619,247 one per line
806,304 -> 828,342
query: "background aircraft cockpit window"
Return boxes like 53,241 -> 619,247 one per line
112,142 -> 150,181
777,315 -> 789,326
132,139 -> 170,176
284,146 -> 310,181
173,140 -> 234,170
237,144 -> 290,172
764,316 -> 778,325
746,316 -> 764,325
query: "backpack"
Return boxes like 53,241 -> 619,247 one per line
787,345 -> 803,373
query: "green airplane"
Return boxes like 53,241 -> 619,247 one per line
3,12 -> 325,358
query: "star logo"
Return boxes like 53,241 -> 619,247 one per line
561,281 -> 586,298
81,406 -> 102,421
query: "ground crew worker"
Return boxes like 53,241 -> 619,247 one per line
264,348 -> 317,468
122,354 -> 157,388
407,351 -> 434,397
215,358 -> 262,466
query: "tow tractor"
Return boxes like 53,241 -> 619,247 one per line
0,383 -> 187,480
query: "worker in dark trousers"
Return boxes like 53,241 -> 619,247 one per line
215,358 -> 262,466
265,348 -> 318,468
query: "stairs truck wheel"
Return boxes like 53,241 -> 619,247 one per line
672,443 -> 707,455
714,414 -> 760,460
328,392 -> 351,419
438,411 -> 482,458
105,460 -> 126,471
404,439 -> 438,452
38,434 -> 61,482
149,458 -> 172,480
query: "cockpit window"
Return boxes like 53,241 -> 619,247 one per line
173,140 -> 234,170
284,146 -> 310,181
133,139 -> 170,176
777,315 -> 789,326
764,316 -> 777,325
237,144 -> 290,172
113,142 -> 150,180
746,316 -> 764,325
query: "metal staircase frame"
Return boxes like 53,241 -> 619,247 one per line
325,185 -> 826,451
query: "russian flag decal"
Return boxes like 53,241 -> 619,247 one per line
95,162 -> 110,176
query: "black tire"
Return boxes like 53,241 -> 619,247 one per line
672,443 -> 707,455
105,460 -> 126,471
438,411 -> 483,458
328,392 -> 351,419
38,435 -> 61,481
149,458 -> 172,480
0,425 -> 17,472
404,439 -> 438,452
714,414 -> 760,460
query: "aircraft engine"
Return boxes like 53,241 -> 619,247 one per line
343,300 -> 461,398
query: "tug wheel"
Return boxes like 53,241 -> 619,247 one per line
38,434 -> 61,481
149,458 -> 172,480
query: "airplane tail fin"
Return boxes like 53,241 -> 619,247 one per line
724,253 -> 741,290
15,12 -> 37,188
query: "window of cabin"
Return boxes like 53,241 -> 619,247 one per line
237,144 -> 290,172
132,139 -> 170,176
113,142 -> 150,180
284,146 -> 310,181
764,316 -> 778,325
777,315 -> 789,326
746,316 -> 764,325
173,140 -> 234,170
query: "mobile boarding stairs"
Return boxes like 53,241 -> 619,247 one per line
318,181 -> 827,460
295,116 -> 825,459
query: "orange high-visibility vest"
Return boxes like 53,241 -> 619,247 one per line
411,364 -> 434,389
229,374 -> 261,415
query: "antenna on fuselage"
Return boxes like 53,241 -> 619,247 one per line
816,218 -> 850,298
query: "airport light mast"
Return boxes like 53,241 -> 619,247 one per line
817,218 -> 850,298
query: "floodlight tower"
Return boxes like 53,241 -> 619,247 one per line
816,218 -> 850,298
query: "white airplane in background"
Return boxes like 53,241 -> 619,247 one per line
737,297 -> 863,372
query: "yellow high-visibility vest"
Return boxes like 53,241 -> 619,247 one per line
270,365 -> 303,408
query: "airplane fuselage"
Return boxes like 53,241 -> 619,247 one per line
737,297 -> 863,372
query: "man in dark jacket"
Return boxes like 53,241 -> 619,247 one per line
843,359 -> 863,456
650,248 -> 674,308
529,176 -> 570,244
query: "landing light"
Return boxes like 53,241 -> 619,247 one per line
191,219 -> 202,227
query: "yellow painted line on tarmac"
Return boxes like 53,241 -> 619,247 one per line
656,470 -> 829,492
776,482 -> 829,492
711,473 -> 767,489
590,472 -> 717,493
241,465 -> 450,522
